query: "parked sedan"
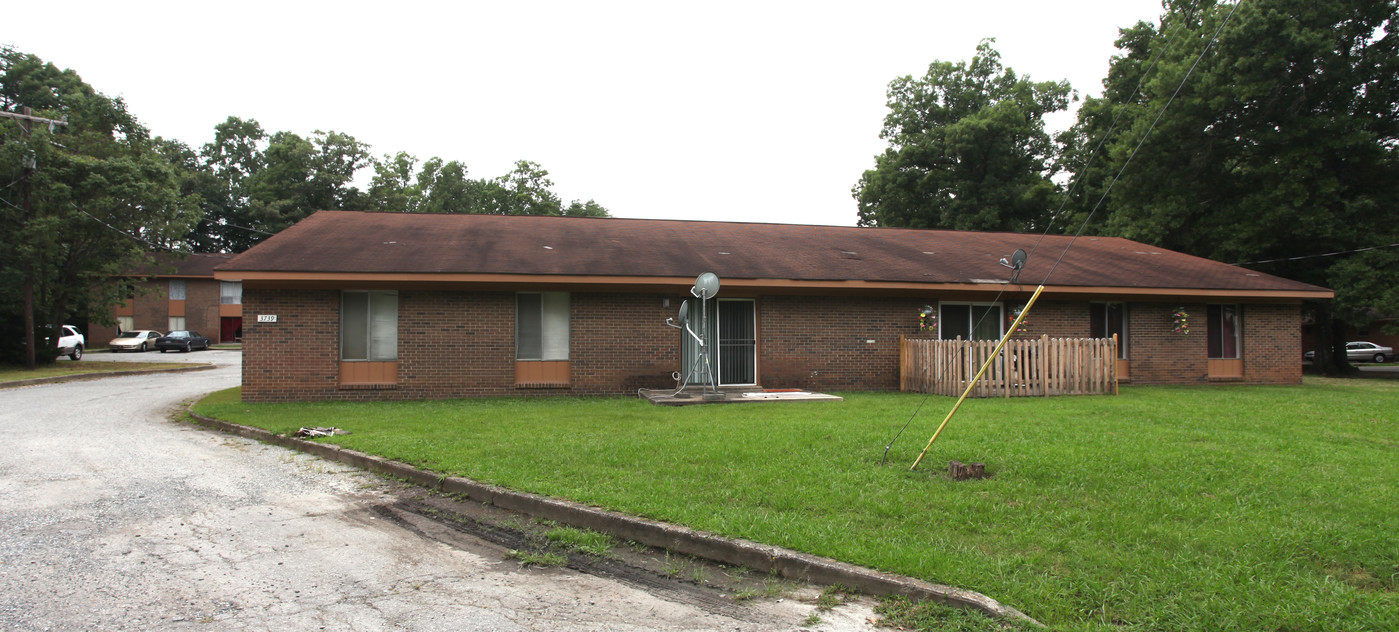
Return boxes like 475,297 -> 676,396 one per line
155,330 -> 212,353
108,330 -> 163,353
1344,341 -> 1393,363
1304,341 -> 1394,363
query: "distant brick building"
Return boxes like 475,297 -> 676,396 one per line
90,253 -> 243,347
216,211 -> 1331,402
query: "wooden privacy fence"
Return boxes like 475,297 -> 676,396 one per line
900,335 -> 1119,398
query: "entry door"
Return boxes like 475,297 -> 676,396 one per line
716,299 -> 756,386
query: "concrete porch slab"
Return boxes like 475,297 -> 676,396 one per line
638,387 -> 843,406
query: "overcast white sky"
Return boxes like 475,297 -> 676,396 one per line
7,0 -> 1165,227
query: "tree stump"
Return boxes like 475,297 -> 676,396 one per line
949,460 -> 987,480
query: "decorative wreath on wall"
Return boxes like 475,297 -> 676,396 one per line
1172,307 -> 1190,335
918,305 -> 937,333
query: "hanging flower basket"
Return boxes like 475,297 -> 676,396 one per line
1007,304 -> 1031,333
918,305 -> 937,333
1172,307 -> 1190,335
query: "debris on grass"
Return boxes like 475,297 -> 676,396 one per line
294,427 -> 349,437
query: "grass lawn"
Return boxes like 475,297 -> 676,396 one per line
194,379 -> 1398,631
0,361 -> 197,383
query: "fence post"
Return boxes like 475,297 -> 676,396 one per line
1112,334 -> 1120,396
899,335 -> 906,392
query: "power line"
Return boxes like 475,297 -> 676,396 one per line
70,204 -> 191,253
891,0 -> 1247,468
1040,0 -> 1243,287
1235,242 -> 1399,266
880,7 -> 1196,465
215,220 -> 275,236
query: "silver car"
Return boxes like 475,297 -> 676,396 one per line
108,330 -> 163,353
1343,341 -> 1393,363
1308,341 -> 1395,363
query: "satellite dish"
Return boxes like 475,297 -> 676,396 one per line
692,272 -> 721,299
1008,249 -> 1027,283
999,249 -> 1028,283
677,300 -> 690,326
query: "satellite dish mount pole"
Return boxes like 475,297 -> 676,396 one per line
671,273 -> 720,396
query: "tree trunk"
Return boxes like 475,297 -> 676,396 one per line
1311,304 -> 1352,376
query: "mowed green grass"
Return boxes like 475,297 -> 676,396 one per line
195,379 -> 1398,631
0,361 -> 195,383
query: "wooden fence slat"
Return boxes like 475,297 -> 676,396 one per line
900,336 -> 1117,398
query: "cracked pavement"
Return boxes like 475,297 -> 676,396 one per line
0,352 -> 875,631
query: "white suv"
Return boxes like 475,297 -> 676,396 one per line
56,325 -> 85,360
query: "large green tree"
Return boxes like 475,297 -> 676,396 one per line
0,47 -> 200,365
854,39 -> 1072,231
187,120 -> 372,251
361,155 -> 610,218
1061,0 -> 1399,372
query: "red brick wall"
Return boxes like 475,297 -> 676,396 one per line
1128,302 -> 1209,384
91,278 -> 224,348
242,289 -> 685,402
1241,303 -> 1303,384
184,279 -> 222,337
759,295 -> 928,391
239,289 -> 1305,402
1007,301 -> 1090,339
1122,302 -> 1302,385
241,289 -> 341,402
571,293 -> 681,393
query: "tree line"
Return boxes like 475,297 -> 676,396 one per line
3,0 -> 1394,369
0,45 -> 607,363
854,0 -> 1398,373
182,117 -> 608,252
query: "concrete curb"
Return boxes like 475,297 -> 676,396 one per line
185,409 -> 1042,627
0,364 -> 216,389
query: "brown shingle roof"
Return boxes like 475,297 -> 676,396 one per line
217,211 -> 1329,296
128,252 -> 237,278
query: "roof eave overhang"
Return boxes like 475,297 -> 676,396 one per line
215,270 -> 1333,302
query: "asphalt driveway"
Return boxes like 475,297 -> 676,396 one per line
0,352 -> 871,631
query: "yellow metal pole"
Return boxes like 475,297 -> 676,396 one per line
910,284 -> 1046,471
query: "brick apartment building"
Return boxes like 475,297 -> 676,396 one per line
89,253 -> 244,347
215,211 -> 1331,402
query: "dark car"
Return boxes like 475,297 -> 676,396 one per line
155,330 -> 212,353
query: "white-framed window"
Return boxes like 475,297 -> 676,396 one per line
220,282 -> 242,305
1090,303 -> 1128,359
939,302 -> 1003,341
341,291 -> 398,361
169,279 -> 186,300
1207,304 -> 1242,359
168,316 -> 186,332
116,316 -> 134,333
516,292 -> 569,360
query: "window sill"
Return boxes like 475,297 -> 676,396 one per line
338,382 -> 399,390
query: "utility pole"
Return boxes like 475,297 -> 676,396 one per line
3,107 -> 68,369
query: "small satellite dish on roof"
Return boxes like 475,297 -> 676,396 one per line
676,300 -> 690,327
999,249 -> 1028,283
692,272 -> 720,299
